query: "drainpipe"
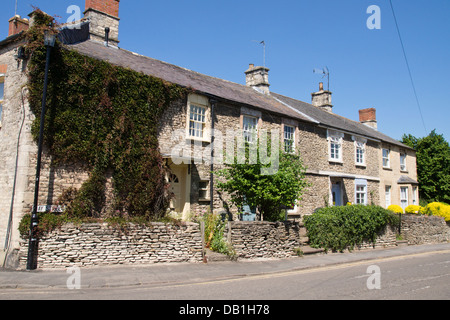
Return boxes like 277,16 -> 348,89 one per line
209,99 -> 217,214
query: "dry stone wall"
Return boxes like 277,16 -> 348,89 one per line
19,222 -> 203,269
16,214 -> 450,269
400,214 -> 450,245
228,221 -> 302,259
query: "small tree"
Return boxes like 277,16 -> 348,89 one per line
216,141 -> 310,221
402,130 -> 450,204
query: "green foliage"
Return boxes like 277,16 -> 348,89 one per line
216,144 -> 310,222
25,11 -> 188,219
18,212 -> 81,238
202,213 -> 235,257
303,205 -> 399,252
402,130 -> 450,204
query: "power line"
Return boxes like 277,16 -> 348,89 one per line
389,0 -> 428,134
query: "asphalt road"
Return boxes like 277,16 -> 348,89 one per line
1,247 -> 449,301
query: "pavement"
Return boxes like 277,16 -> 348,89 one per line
0,243 -> 449,290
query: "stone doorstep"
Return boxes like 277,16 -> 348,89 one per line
299,245 -> 325,255
205,248 -> 232,262
396,240 -> 409,247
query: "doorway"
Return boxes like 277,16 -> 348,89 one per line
167,163 -> 190,218
331,181 -> 343,206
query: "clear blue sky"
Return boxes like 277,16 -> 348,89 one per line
3,0 -> 450,142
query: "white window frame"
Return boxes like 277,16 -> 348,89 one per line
328,130 -> 344,162
353,136 -> 367,166
355,179 -> 368,205
400,187 -> 408,210
412,186 -> 418,205
400,153 -> 407,171
242,115 -> 258,143
186,94 -> 210,142
385,185 -> 391,208
283,124 -> 295,153
382,148 -> 390,168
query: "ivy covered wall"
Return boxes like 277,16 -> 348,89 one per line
26,11 -> 189,219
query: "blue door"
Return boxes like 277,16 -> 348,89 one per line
332,182 -> 342,206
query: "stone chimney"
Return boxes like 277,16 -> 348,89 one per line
359,108 -> 377,130
84,0 -> 120,46
311,82 -> 333,113
8,15 -> 29,36
245,63 -> 270,95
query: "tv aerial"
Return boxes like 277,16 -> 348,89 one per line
252,40 -> 266,68
313,66 -> 330,91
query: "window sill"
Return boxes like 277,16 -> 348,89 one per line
329,159 -> 343,164
383,166 -> 392,171
355,163 -> 366,168
186,136 -> 211,144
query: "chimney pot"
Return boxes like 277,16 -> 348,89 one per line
359,108 -> 377,130
319,82 -> 324,91
8,15 -> 29,36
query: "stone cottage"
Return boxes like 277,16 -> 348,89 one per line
0,0 -> 418,262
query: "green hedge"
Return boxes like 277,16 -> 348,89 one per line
303,205 -> 399,252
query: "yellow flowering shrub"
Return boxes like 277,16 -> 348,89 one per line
388,205 -> 404,214
421,202 -> 450,222
405,205 -> 422,214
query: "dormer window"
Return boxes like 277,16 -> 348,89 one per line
189,104 -> 206,138
186,94 -> 210,142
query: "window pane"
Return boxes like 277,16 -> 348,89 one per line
284,125 -> 294,153
189,104 -> 206,138
0,82 -> 4,101
243,116 -> 257,143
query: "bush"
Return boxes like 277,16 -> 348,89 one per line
388,205 -> 404,214
405,205 -> 422,214
202,213 -> 235,257
303,205 -> 399,252
420,202 -> 450,222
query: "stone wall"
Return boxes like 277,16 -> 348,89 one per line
355,224 -> 398,250
400,214 -> 450,245
228,221 -> 302,259
18,222 -> 203,269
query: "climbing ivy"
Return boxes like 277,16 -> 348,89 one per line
26,10 -> 189,219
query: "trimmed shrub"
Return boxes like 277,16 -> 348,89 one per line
304,205 -> 399,252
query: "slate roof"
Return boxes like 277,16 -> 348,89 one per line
67,40 -> 411,149
67,41 -> 316,124
397,175 -> 419,185
272,93 -> 412,149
